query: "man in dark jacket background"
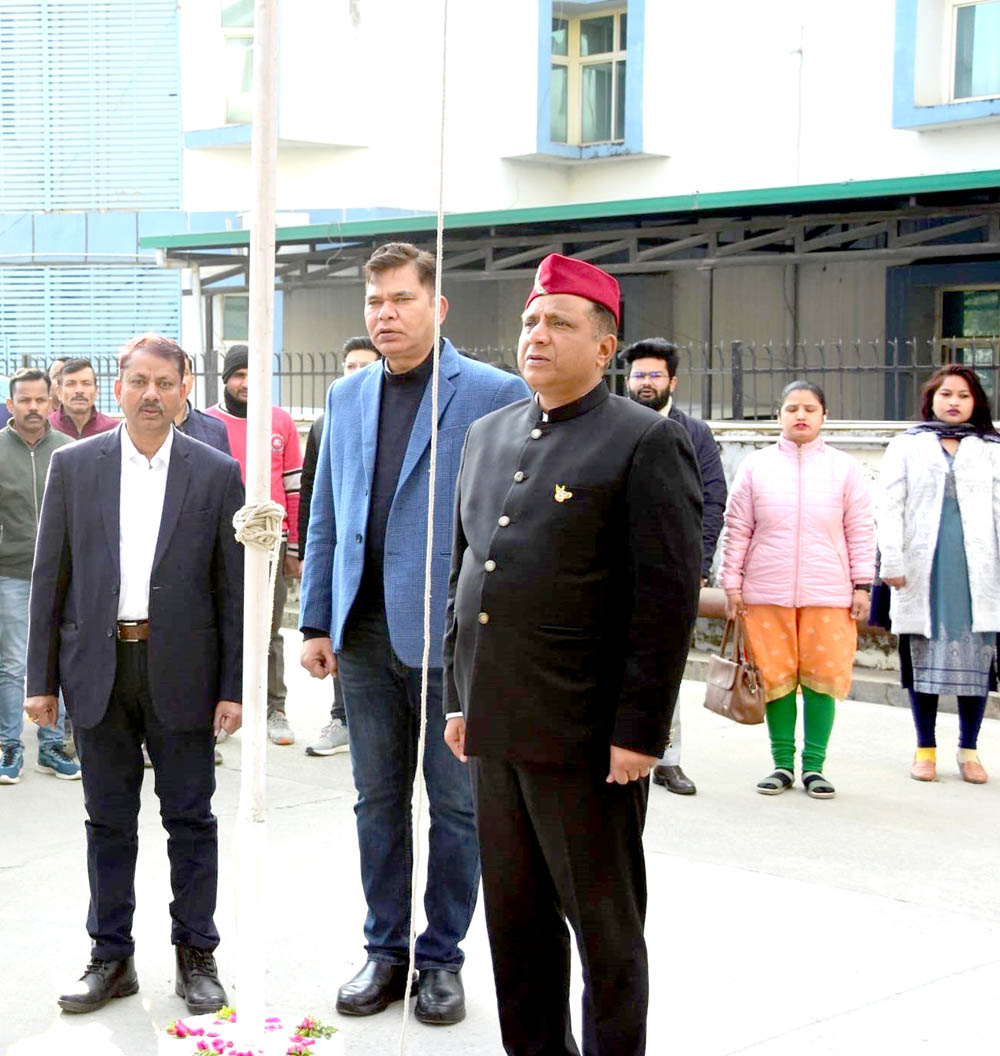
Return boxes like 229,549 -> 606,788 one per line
174,353 -> 232,454
444,255 -> 702,1055
0,368 -> 78,784
623,337 -> 728,796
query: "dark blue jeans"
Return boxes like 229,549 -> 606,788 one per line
337,601 -> 480,971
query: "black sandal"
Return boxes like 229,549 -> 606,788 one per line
802,771 -> 836,799
756,769 -> 794,795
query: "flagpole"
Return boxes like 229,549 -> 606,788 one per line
235,0 -> 279,1030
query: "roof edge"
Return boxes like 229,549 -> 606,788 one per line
139,169 -> 1000,251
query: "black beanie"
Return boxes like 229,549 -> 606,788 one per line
222,344 -> 249,382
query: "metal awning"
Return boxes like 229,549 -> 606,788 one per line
140,169 -> 1000,292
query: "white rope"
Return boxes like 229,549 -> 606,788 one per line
399,0 -> 448,1050
233,501 -> 286,683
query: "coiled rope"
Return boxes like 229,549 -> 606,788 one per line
233,500 -> 286,655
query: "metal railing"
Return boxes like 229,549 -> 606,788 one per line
4,338 -> 997,422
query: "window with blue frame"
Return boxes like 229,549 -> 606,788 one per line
550,6 -> 628,145
223,0 -> 254,124
953,1 -> 1000,100
894,0 -> 1000,128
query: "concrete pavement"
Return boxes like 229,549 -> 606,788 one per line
3,628 -> 999,1055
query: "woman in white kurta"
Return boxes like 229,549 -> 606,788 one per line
877,364 -> 1000,785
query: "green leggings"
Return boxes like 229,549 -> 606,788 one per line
765,686 -> 836,774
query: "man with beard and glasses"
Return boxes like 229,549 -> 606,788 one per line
622,337 -> 727,796
207,344 -> 302,746
0,369 -> 78,784
49,358 -> 117,439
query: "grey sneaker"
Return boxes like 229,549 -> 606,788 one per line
0,743 -> 24,784
36,744 -> 82,780
306,718 -> 349,757
267,711 -> 295,746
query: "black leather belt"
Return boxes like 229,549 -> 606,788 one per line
116,620 -> 150,642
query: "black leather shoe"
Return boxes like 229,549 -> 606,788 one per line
175,944 -> 227,1014
58,955 -> 139,1013
415,968 -> 466,1025
336,959 -> 415,1016
653,764 -> 697,795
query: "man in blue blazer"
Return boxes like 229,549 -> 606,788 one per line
300,242 -> 528,1025
25,334 -> 245,1017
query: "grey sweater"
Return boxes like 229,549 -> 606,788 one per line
0,422 -> 72,579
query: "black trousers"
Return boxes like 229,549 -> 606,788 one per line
470,756 -> 649,1056
75,642 -> 219,960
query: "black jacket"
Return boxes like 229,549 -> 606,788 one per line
298,412 -> 324,560
26,427 -> 245,730
667,405 -> 727,579
444,383 -> 702,764
176,404 -> 232,455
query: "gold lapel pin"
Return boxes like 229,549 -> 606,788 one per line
554,484 -> 573,503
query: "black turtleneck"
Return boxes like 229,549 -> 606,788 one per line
353,351 -> 434,613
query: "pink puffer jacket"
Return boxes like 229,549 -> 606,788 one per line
720,435 -> 875,608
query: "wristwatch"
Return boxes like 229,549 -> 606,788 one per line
853,582 -> 872,592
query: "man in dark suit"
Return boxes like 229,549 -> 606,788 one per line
443,255 -> 703,1055
25,333 -> 245,1016
623,336 -> 729,796
174,352 -> 232,454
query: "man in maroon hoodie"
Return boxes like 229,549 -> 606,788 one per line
49,358 -> 117,439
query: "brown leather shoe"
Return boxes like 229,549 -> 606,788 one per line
958,754 -> 988,784
910,757 -> 936,782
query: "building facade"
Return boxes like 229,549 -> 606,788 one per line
7,0 -> 1000,420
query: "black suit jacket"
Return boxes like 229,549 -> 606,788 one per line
443,383 -> 702,764
27,427 -> 245,730
668,405 -> 727,579
177,404 -> 232,456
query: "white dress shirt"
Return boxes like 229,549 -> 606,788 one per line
118,424 -> 173,620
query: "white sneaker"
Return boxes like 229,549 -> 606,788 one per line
306,719 -> 349,757
267,711 -> 295,746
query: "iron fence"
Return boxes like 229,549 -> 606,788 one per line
3,338 -> 998,422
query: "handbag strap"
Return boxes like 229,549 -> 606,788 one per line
719,618 -> 742,661
733,614 -> 759,669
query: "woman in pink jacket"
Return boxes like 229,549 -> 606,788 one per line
721,381 -> 876,799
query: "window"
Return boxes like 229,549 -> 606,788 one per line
222,293 -> 249,345
952,1 -> 1000,100
893,0 -> 1000,129
222,0 -> 253,124
550,7 -> 627,146
939,286 -> 1000,402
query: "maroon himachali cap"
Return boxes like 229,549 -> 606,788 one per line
524,253 -> 621,328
